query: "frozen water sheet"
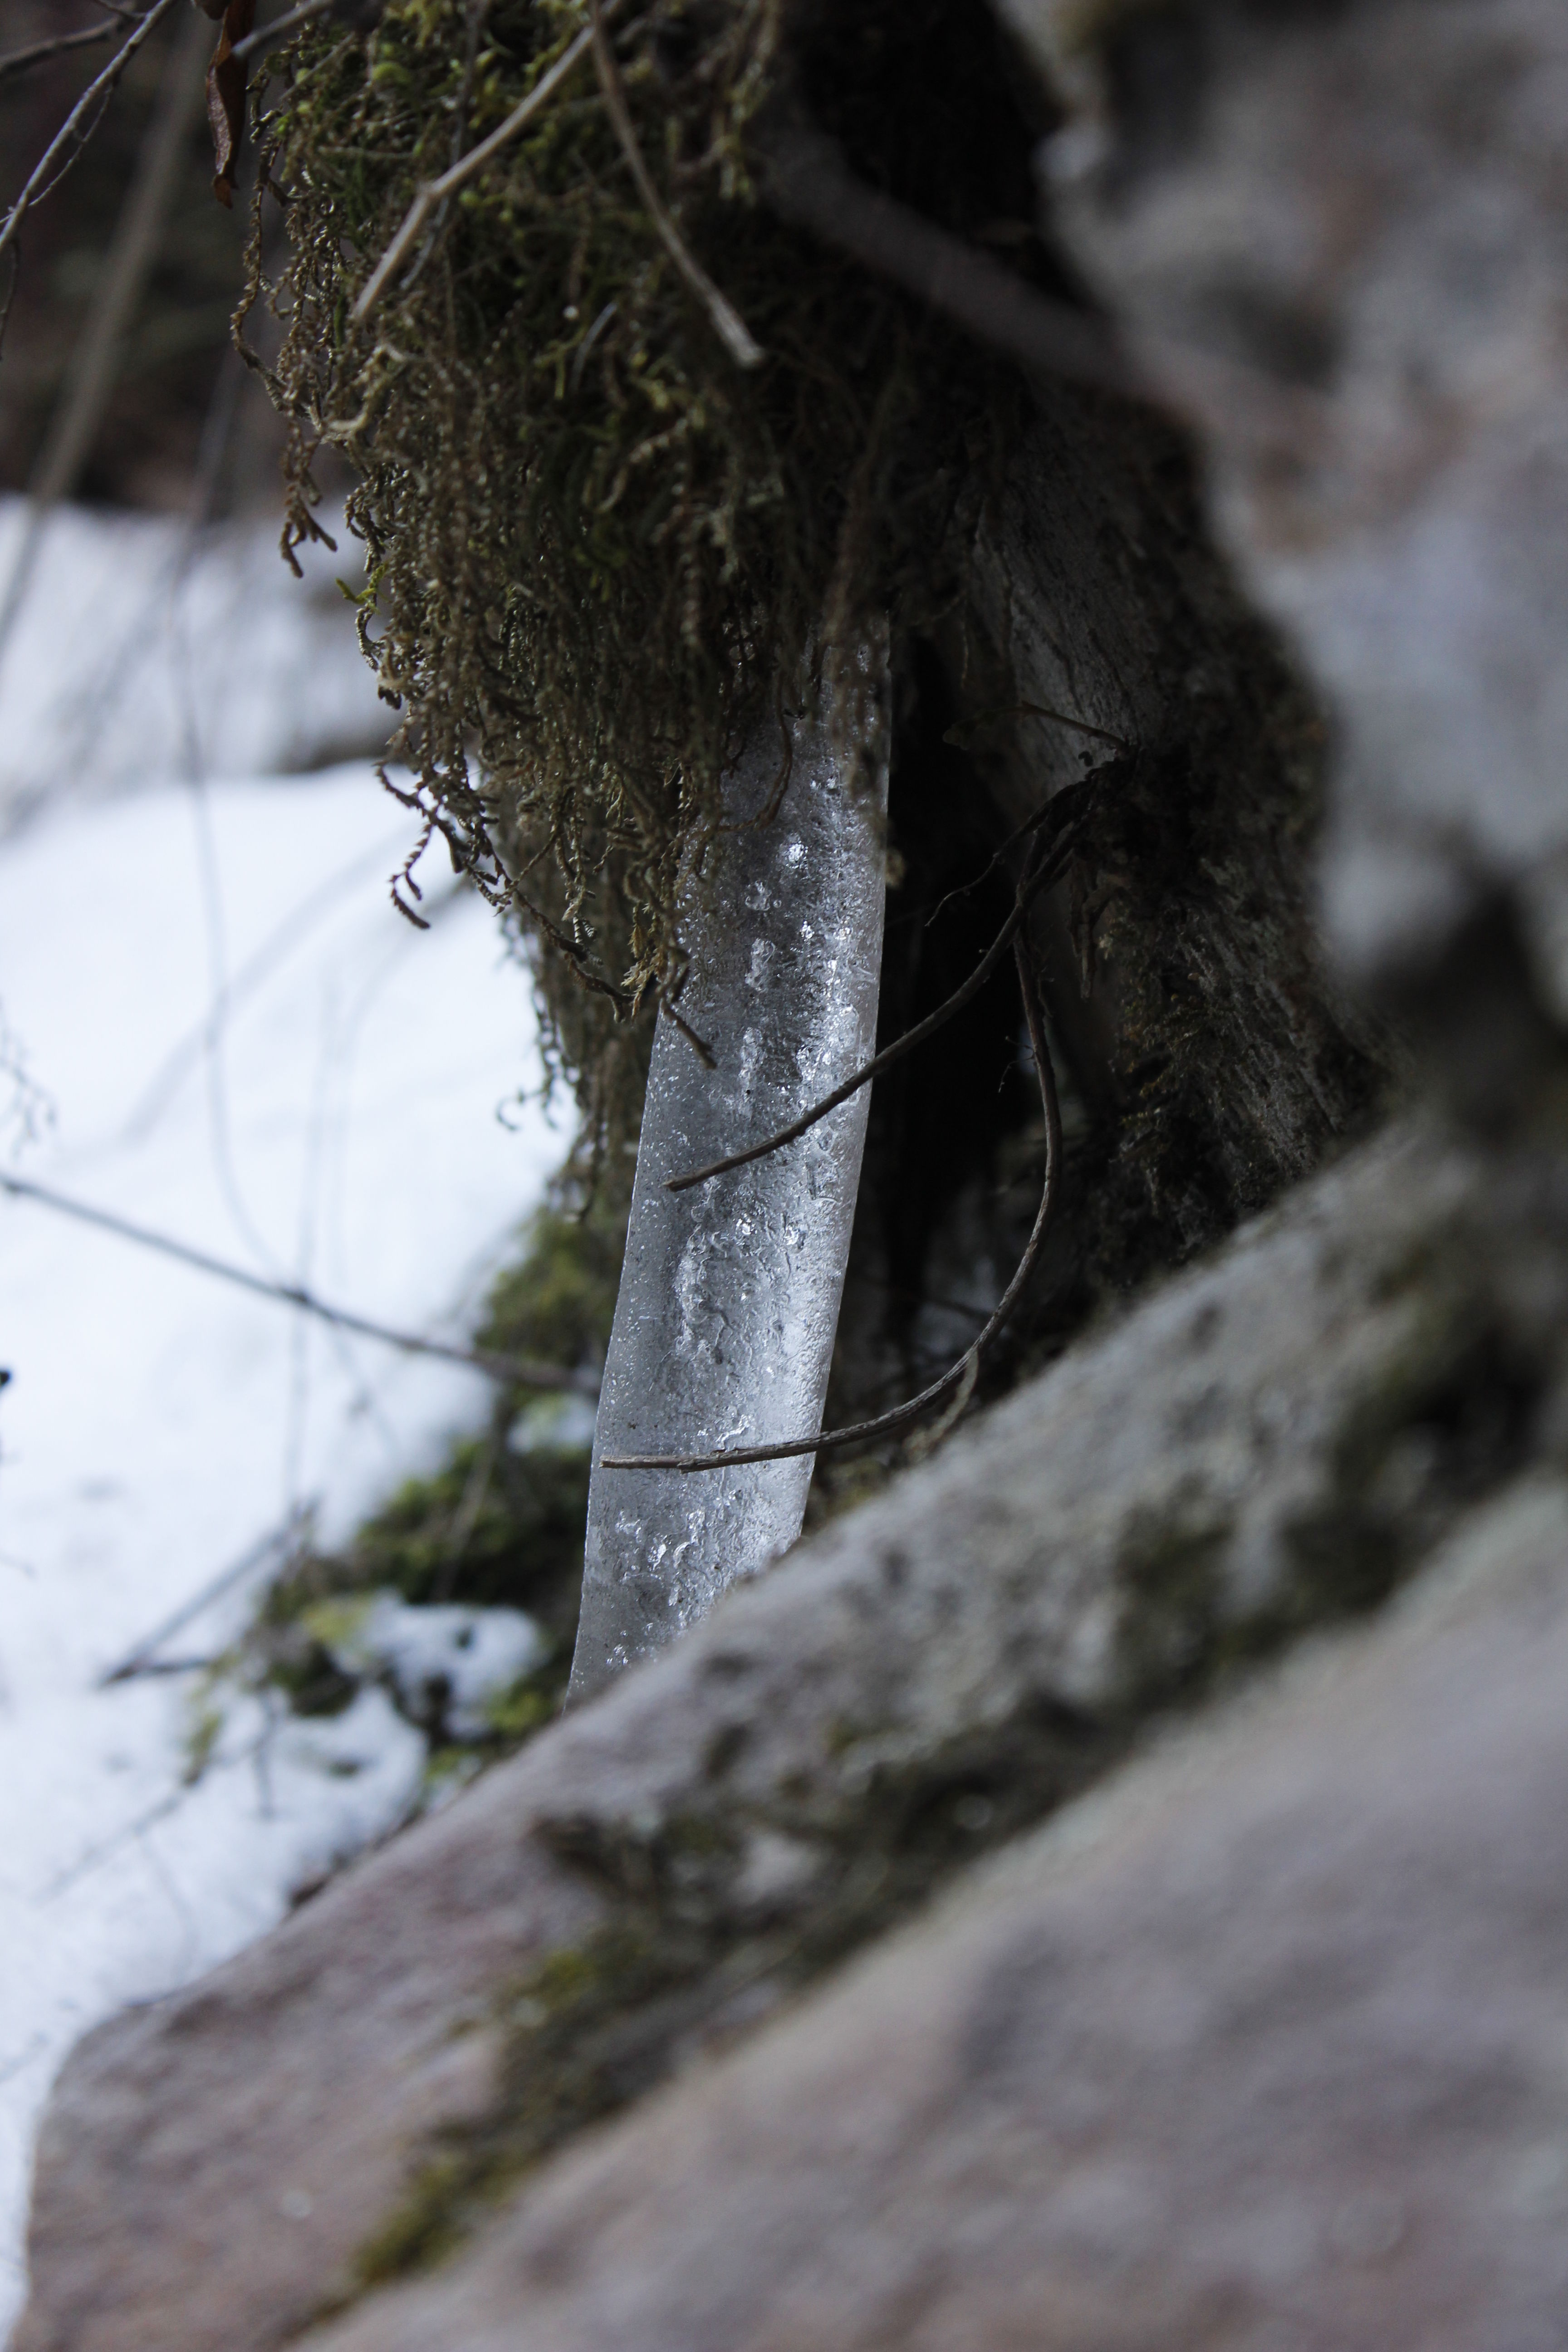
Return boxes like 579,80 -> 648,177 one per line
570,669 -> 888,1701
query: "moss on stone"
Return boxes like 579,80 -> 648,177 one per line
1112,1502 -> 1234,1702
478,1187 -> 627,1380
1112,1276 -> 1548,1710
348,1919 -> 706,2290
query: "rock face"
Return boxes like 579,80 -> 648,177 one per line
19,1115 -> 1568,2349
1007,0 -> 1568,988
18,2 -> 1568,2344
296,1475 -> 1568,2352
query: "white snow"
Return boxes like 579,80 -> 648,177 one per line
0,497 -> 387,830
0,500 -> 566,2333
309,1592 -> 550,1740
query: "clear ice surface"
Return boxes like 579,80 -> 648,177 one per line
568,676 -> 888,1703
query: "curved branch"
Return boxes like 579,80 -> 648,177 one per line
665,776 -> 1101,1193
586,0 -> 760,368
0,23 -> 118,89
0,0 -> 180,279
0,1172 -> 598,1397
754,110 -> 1331,454
600,877 -> 1064,1473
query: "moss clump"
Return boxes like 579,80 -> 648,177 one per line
241,0 -> 1031,1141
478,1186 -> 627,1377
242,1169 -> 630,1741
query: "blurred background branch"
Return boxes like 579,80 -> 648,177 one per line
0,5 -> 209,678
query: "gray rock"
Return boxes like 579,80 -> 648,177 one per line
13,1781 -> 607,2352
19,1114 -> 1568,2350
1004,0 -> 1568,984
297,1473 -> 1568,2351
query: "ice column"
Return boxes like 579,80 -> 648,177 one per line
568,671 -> 888,1704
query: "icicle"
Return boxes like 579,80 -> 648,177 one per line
568,660 -> 888,1704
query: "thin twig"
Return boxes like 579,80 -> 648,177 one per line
925,708 -> 1133,932
661,996 -> 717,1069
100,1507 -> 310,1686
507,874 -> 637,1012
664,776 -> 1100,1193
0,1171 -> 599,1396
105,1655 -> 222,1679
120,832 -> 409,1145
756,112 -> 1142,402
387,0 -> 490,299
0,0 -> 180,279
0,6 -> 208,679
228,0 -> 336,64
600,881 -> 1063,1473
352,3 -> 625,325
586,0 -> 760,368
433,1429 -> 495,1600
0,22 -> 118,88
946,701 -> 1131,757
755,112 -> 1330,452
41,1784 -> 191,1902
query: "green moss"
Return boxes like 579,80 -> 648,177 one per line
480,1675 -> 559,1741
181,1700 -> 224,1787
342,1437 -> 591,1615
1112,1503 -> 1234,1704
241,0 -> 1029,1142
353,2154 -> 469,2286
241,1169 -> 628,1738
348,1921 -> 702,2289
479,1190 -> 627,1377
1112,1286 -> 1547,1710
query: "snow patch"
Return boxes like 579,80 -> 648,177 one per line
0,503 -> 564,2332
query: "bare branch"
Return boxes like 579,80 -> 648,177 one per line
0,0 -> 181,280
756,113 -> 1143,402
660,996 -> 717,1070
0,1171 -> 599,1397
664,774 -> 1103,1193
99,1509 -> 311,1686
352,4 -> 625,326
945,701 -> 1131,757
228,0 -> 336,65
600,872 -> 1064,1473
0,23 -> 118,89
0,8 -> 208,678
586,0 -> 761,369
755,112 -> 1331,453
924,708 -> 1133,930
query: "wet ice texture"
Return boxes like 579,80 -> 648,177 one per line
569,682 -> 888,1702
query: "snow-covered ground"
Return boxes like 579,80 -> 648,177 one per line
0,500 -> 565,2332
0,497 -> 388,830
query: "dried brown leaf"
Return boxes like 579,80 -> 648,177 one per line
206,0 -> 256,207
